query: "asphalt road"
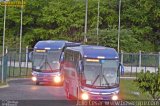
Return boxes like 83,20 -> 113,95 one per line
0,79 -> 135,106
0,79 -> 76,106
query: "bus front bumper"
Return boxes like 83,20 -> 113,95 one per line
80,87 -> 119,100
31,72 -> 63,84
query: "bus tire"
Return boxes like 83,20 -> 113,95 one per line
36,81 -> 39,85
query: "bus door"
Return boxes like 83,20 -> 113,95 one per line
71,55 -> 81,97
64,63 -> 78,98
70,67 -> 77,97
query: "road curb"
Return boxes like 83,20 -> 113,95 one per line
0,78 -> 30,88
0,83 -> 9,88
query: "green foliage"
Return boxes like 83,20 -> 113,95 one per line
88,27 -> 154,52
122,0 -> 160,52
135,70 -> 160,100
0,0 -> 159,51
120,79 -> 151,100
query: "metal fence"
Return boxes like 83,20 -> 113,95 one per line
120,52 -> 160,77
120,52 -> 159,67
0,55 -> 8,83
6,48 -> 32,78
1,47 -> 160,80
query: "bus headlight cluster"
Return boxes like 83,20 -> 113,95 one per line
112,95 -> 118,100
81,93 -> 89,100
32,76 -> 37,82
53,76 -> 61,83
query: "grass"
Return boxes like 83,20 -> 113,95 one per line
0,67 -> 32,86
120,79 -> 152,100
7,67 -> 32,78
0,67 -> 31,86
0,82 -> 7,86
122,72 -> 138,77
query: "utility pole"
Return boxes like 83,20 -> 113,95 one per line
19,0 -> 23,63
118,0 -> 121,53
1,0 -> 8,83
0,0 -> 25,83
96,0 -> 100,45
84,0 -> 88,43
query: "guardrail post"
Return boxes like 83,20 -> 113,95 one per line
120,50 -> 123,64
139,50 -> 141,67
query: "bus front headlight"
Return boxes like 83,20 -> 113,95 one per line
53,76 -> 61,83
81,93 -> 89,100
112,95 -> 118,100
32,76 -> 37,82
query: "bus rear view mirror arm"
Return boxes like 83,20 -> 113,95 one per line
119,63 -> 124,75
79,60 -> 83,72
29,51 -> 33,61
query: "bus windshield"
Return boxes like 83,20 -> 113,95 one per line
82,59 -> 119,88
32,50 -> 62,72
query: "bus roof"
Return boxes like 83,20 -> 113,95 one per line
66,45 -> 119,59
34,40 -> 68,50
34,40 -> 81,50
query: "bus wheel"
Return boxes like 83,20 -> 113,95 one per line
36,81 -> 39,85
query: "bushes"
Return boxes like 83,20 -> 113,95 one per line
135,69 -> 160,100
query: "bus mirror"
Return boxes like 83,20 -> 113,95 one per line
119,63 -> 124,75
29,51 -> 33,61
60,52 -> 64,62
79,61 -> 83,72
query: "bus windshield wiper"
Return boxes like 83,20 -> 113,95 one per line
35,54 -> 54,72
91,75 -> 100,86
102,75 -> 109,86
34,53 -> 46,68
91,75 -> 110,87
91,74 -> 110,87
42,55 -> 54,72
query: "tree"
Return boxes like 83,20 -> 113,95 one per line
0,0 -> 159,51
135,69 -> 160,100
